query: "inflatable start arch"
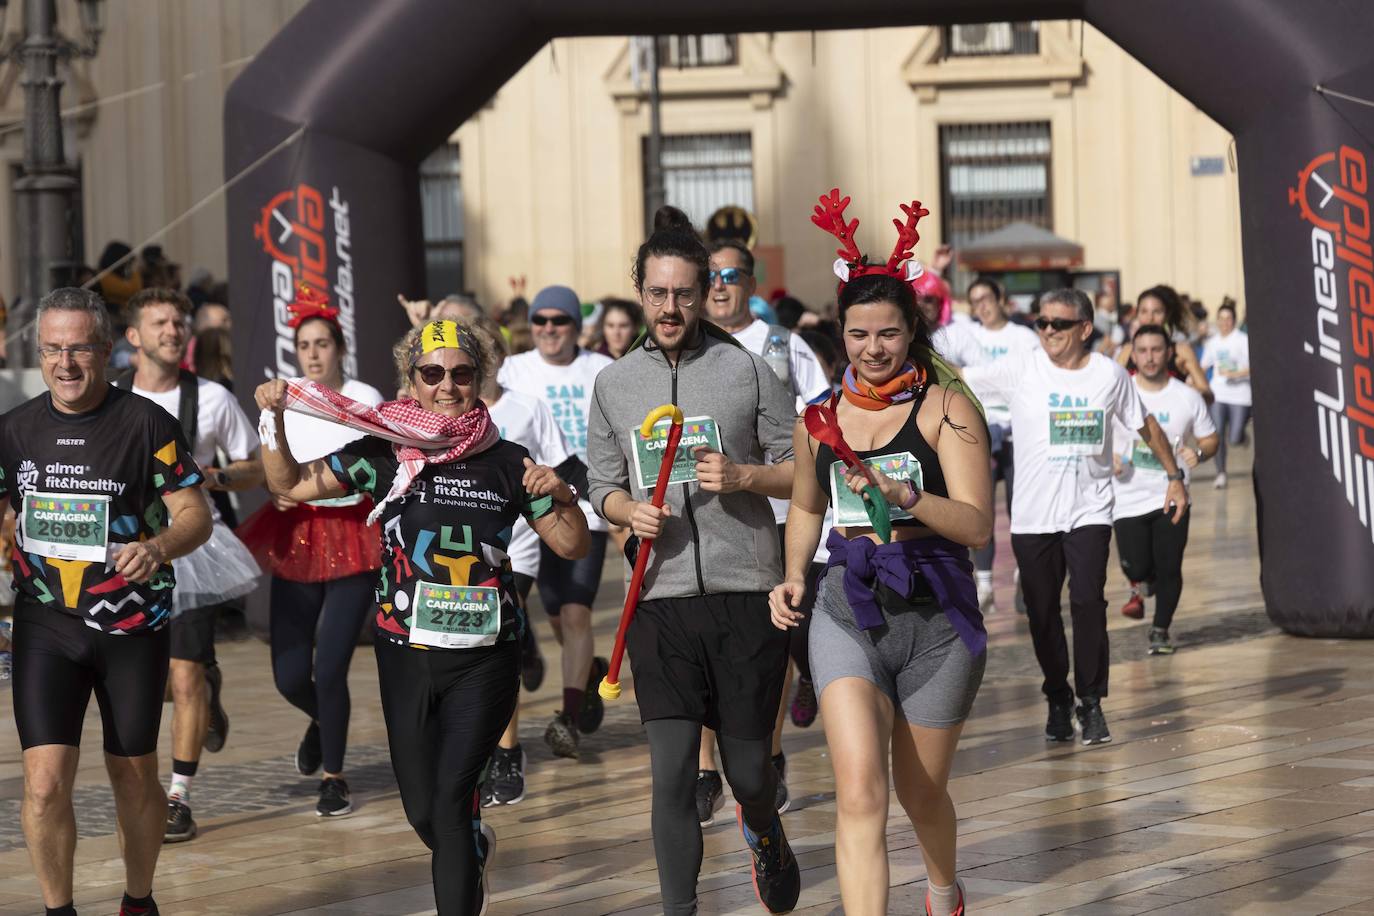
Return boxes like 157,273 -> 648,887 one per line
225,0 -> 1374,636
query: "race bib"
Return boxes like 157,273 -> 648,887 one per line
1130,439 -> 1164,472
408,580 -> 501,649
829,452 -> 924,527
20,492 -> 110,562
1048,409 -> 1105,454
631,415 -> 723,491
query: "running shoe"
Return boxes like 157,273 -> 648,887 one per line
480,779 -> 496,809
1120,587 -> 1145,620
1076,699 -> 1112,746
1214,472 -> 1228,489
316,776 -> 353,816
163,798 -> 197,843
203,661 -> 228,753
1045,697 -> 1075,742
119,896 -> 160,916
520,623 -> 545,692
1141,579 -> 1156,598
544,711 -> 580,759
488,745 -> 527,806
737,805 -> 801,914
789,676 -> 817,729
772,752 -> 790,814
295,720 -> 322,776
925,879 -> 966,916
475,821 -> 496,916
1148,627 -> 1175,655
696,769 -> 724,826
976,576 -> 997,615
578,656 -> 610,734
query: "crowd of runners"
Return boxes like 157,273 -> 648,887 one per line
0,191 -> 1251,915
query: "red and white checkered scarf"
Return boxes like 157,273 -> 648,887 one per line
259,378 -> 499,524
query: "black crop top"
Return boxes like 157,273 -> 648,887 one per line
813,395 -> 948,528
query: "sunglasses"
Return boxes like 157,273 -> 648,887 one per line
1034,317 -> 1087,332
414,364 -> 477,386
708,267 -> 751,286
531,314 -> 575,327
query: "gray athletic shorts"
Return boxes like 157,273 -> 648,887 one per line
809,568 -> 985,728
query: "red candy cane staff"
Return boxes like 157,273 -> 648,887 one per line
600,403 -> 685,700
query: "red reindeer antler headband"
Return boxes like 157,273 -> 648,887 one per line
286,283 -> 340,329
810,188 -> 931,290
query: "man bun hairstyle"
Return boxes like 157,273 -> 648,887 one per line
633,205 -> 710,296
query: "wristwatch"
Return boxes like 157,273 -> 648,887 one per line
1166,470 -> 1186,482
555,483 -> 579,506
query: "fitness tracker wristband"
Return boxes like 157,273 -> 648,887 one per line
899,479 -> 921,511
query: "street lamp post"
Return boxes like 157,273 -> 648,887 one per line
0,0 -> 104,366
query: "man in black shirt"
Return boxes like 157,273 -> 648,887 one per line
1,288 -> 210,916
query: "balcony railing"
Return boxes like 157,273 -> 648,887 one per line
942,22 -> 1040,58
657,34 -> 738,68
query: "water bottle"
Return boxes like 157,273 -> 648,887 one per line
763,334 -> 791,388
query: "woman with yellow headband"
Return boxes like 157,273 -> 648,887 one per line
255,318 -> 590,916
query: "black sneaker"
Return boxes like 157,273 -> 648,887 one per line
1148,627 -> 1175,655
488,745 -> 527,806
772,753 -> 790,815
163,798 -> 197,843
578,657 -> 610,734
316,776 -> 352,816
1045,697 -> 1075,742
737,805 -> 801,914
544,711 -> 580,759
119,895 -> 160,916
519,624 -> 545,692
295,721 -> 322,776
203,662 -> 228,753
1077,699 -> 1112,746
474,821 -> 496,916
696,769 -> 724,827
789,677 -> 817,729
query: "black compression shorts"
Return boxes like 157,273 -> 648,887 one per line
13,604 -> 170,756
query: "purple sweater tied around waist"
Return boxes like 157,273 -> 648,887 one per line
824,529 -> 987,657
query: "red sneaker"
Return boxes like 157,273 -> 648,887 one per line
1120,589 -> 1145,620
925,879 -> 965,916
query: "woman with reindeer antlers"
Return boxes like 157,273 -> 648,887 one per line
768,190 -> 992,916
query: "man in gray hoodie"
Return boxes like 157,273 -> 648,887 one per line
587,206 -> 801,915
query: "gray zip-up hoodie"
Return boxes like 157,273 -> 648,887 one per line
587,325 -> 796,601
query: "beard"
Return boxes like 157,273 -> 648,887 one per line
647,313 -> 697,351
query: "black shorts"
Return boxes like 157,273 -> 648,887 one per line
171,605 -> 217,664
626,591 -> 789,739
12,604 -> 170,756
537,530 -> 608,614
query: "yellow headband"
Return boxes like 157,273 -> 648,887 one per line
410,319 -> 481,367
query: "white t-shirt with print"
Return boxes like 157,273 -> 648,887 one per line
931,321 -> 983,370
490,389 -> 574,577
1111,377 -> 1216,521
1200,330 -> 1251,406
285,379 -> 385,462
962,322 -> 1041,427
964,350 -> 1146,533
499,348 -> 612,532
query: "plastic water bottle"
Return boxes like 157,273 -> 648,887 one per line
763,334 -> 791,388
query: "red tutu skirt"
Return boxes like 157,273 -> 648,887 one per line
237,500 -> 381,583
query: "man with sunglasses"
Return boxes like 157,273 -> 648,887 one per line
2,287 -> 211,916
964,289 -> 1187,747
499,285 -> 611,759
696,239 -> 831,823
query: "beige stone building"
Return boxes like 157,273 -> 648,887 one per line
0,11 -> 1244,316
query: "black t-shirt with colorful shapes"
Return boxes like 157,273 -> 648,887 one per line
0,387 -> 203,633
326,436 -> 552,649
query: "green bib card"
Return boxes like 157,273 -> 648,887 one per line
21,492 -> 110,562
829,452 -> 923,527
408,580 -> 501,649
1130,439 -> 1164,472
631,415 -> 722,491
1048,408 -> 1105,451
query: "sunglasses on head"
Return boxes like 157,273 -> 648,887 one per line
531,313 -> 575,327
414,364 -> 477,386
1034,317 -> 1087,332
708,267 -> 751,286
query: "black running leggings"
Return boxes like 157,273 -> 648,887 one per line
1114,507 -> 1192,630
646,718 -> 778,916
269,572 -> 376,774
374,638 -> 519,915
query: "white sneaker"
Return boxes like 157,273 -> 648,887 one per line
1214,472 -> 1228,490
977,578 -> 997,615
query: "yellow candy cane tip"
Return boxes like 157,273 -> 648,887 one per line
639,403 -> 685,438
598,677 -> 622,700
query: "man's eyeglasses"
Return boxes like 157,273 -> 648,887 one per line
709,267 -> 751,287
413,364 -> 477,386
531,314 -> 575,328
37,344 -> 102,362
1034,317 -> 1087,332
643,287 -> 699,308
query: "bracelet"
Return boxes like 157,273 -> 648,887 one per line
899,479 -> 921,511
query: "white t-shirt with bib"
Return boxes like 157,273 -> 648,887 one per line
964,350 -> 1146,534
961,322 -> 1041,427
1111,377 -> 1215,521
499,348 -> 612,532
1200,330 -> 1251,406
489,389 -> 573,577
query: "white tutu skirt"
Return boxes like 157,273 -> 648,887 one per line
171,521 -> 262,615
